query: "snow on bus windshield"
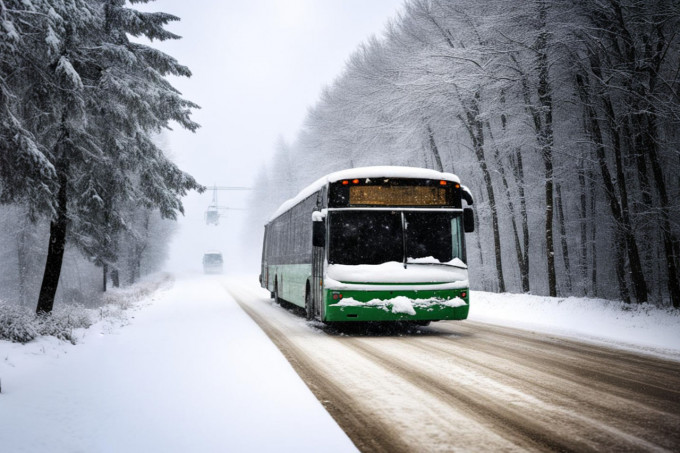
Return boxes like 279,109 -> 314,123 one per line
328,211 -> 464,266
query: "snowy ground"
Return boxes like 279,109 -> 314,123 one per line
0,274 -> 356,453
1,274 -> 679,453
469,291 -> 680,360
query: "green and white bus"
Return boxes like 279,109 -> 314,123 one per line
260,166 -> 475,324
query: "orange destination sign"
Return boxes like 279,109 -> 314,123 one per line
349,185 -> 448,206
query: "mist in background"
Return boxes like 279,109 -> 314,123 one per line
139,0 -> 406,274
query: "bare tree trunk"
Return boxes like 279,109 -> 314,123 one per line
628,116 -> 653,207
610,107 -> 648,304
426,124 -> 444,172
487,121 -> 527,292
555,184 -> 572,292
586,0 -> 665,303
426,6 -> 505,292
635,50 -> 677,307
475,209 -> 485,270
511,149 -> 530,292
481,143 -> 506,293
17,223 -> 29,306
589,167 -> 598,298
128,258 -> 136,285
512,3 -> 556,296
536,4 -> 557,297
645,115 -> 680,307
543,155 -> 556,297
587,48 -> 649,303
458,95 -> 506,293
576,72 -> 634,303
578,157 -> 589,295
614,227 -> 631,303
473,190 -> 489,290
636,21 -> 680,306
102,263 -> 108,292
500,89 -> 530,292
516,67 -> 555,296
36,156 -> 68,314
111,267 -> 119,288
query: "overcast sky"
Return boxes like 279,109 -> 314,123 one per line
138,0 -> 405,272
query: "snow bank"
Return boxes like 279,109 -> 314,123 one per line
469,291 -> 680,358
0,274 -> 172,344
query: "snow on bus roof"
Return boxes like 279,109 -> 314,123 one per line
268,166 -> 462,222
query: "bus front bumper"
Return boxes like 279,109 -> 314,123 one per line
323,287 -> 469,322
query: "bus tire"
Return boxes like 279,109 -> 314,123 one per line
305,285 -> 314,321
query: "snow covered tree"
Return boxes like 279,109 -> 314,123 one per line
0,1 -> 56,216
0,0 -> 202,314
246,0 -> 680,306
568,0 -> 680,305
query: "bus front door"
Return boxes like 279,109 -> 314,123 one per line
312,245 -> 324,319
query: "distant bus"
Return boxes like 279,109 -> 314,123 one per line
260,166 -> 474,324
202,251 -> 223,274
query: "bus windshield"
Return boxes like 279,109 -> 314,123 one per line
328,211 -> 402,265
328,210 -> 464,266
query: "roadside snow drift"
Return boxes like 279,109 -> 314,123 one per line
0,274 -> 356,453
469,291 -> 680,358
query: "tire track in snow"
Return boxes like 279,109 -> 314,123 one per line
225,283 -> 415,453
442,321 -> 680,402
406,334 -> 680,447
416,325 -> 680,422
227,283 -> 526,452
342,337 -> 600,452
226,280 -> 680,452
345,335 -> 675,452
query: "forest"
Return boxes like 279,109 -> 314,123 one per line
249,0 -> 680,307
0,0 -> 201,314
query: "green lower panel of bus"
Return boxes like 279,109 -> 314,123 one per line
267,263 -> 311,307
323,288 -> 469,322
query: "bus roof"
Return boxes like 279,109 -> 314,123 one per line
269,166 -> 462,222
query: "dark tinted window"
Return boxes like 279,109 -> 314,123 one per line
329,211 -> 403,265
265,192 -> 319,265
404,212 -> 463,263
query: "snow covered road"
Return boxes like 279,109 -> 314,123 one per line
0,275 -> 356,453
228,279 -> 680,452
3,274 -> 679,452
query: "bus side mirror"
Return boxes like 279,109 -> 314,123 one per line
312,211 -> 326,247
313,220 -> 325,247
463,207 -> 475,233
